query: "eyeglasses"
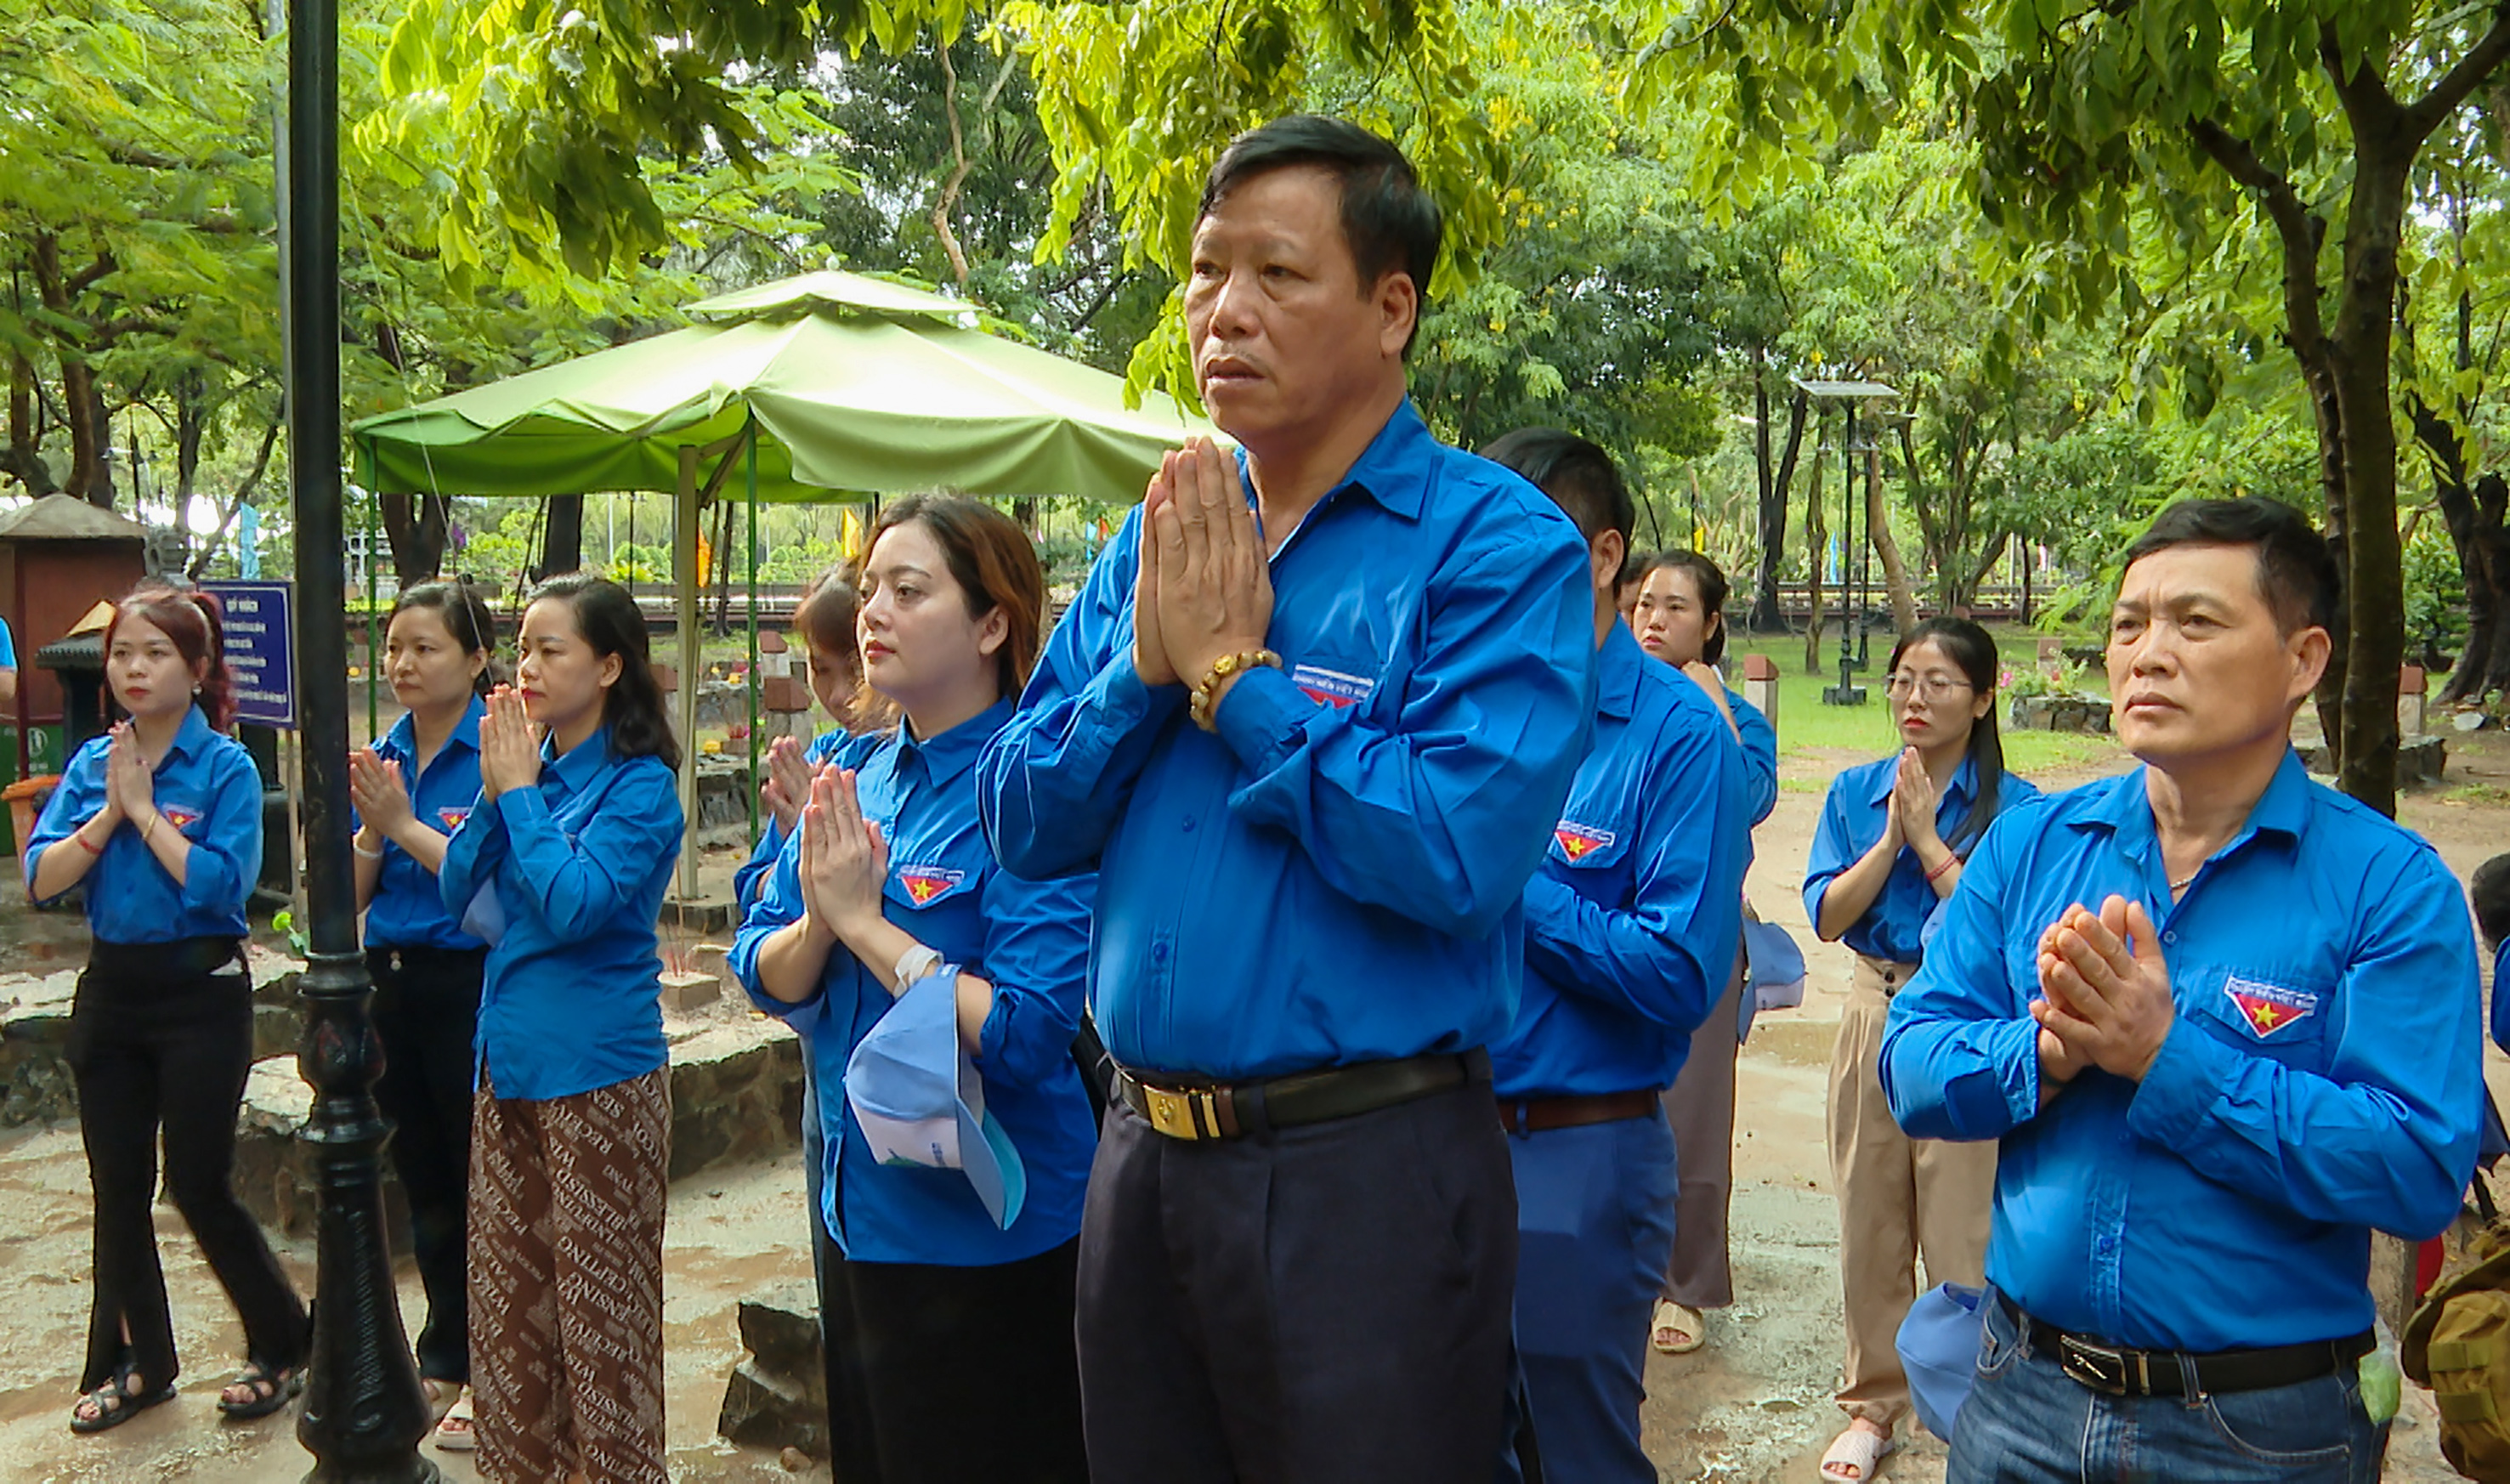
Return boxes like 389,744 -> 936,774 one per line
1884,673 -> 1975,699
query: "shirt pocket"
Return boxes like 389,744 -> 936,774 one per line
1547,812 -> 1630,873
2184,963 -> 2336,1072
1284,651 -> 1385,714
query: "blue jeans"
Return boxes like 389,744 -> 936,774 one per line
1948,1291 -> 2383,1483
1499,1111 -> 1680,1484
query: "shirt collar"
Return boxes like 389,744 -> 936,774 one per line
380,696 -> 485,762
542,723 -> 614,794
1232,398 -> 1434,526
2087,747 -> 2312,852
1865,750 -> 1977,811
166,702 -> 218,762
1596,621 -> 1645,721
897,699 -> 1013,785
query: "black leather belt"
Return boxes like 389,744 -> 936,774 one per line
1497,1089 -> 1661,1134
1998,1291 -> 2371,1397
366,943 -> 488,974
1115,1048 -> 1490,1141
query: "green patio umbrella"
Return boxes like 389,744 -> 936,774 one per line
348,269 -> 1211,898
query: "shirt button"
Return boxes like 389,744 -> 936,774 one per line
1181,816 -> 1196,833
1151,941 -> 1170,964
2162,931 -> 2177,944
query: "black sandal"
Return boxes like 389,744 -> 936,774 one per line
69,1362 -> 176,1435
216,1358 -> 303,1421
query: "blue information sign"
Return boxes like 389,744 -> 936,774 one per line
201,580 -> 295,729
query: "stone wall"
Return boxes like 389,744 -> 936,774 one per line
0,945 -> 302,1128
232,991 -> 806,1240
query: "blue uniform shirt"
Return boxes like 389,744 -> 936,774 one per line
1729,688 -> 1776,829
438,726 -> 683,1101
978,399 -> 1597,1079
731,728 -> 851,914
731,700 -> 1097,1266
25,705 -> 260,942
1493,623 -> 1748,1098
360,698 -> 489,951
1880,753 -> 2483,1353
2493,937 -> 2510,1052
1804,753 -> 2042,964
0,615 -> 15,669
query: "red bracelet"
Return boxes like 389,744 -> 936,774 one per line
74,830 -> 104,855
1924,853 -> 1959,883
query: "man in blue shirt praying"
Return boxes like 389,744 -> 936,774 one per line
1479,428 -> 1748,1483
978,116 -> 1596,1483
1882,497 -> 2484,1483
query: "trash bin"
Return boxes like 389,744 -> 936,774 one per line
0,722 -> 66,854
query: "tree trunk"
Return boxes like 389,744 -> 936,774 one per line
3,352 -> 56,496
380,493 -> 450,585
63,365 -> 110,507
544,493 -> 585,575
1747,384 -> 1807,632
2327,131 -> 2415,817
1802,443 -> 1829,674
1867,446 -> 1918,632
1747,354 -> 1800,632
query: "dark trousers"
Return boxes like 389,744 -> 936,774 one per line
1504,1112 -> 1680,1484
369,944 -> 484,1385
68,941 -> 309,1393
821,1238 -> 1089,1484
1077,1076 -> 1519,1484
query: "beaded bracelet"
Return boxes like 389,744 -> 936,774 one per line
1188,649 -> 1281,732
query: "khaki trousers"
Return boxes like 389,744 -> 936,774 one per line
1658,946 -> 1746,1309
1827,958 -> 1997,1430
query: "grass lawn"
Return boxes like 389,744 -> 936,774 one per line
1728,624 -> 2122,781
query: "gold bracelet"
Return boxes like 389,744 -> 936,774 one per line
1188,649 -> 1281,732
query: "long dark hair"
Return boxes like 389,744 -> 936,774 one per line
524,572 -> 679,770
106,582 -> 235,731
1630,550 -> 1730,665
1889,615 -> 2005,851
389,578 -> 501,697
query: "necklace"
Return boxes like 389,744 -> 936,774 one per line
2168,871 -> 2198,893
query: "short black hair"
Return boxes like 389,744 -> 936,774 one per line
1201,115 -> 1442,353
2121,497 -> 2337,635
2474,854 -> 2510,953
1478,428 -> 1634,586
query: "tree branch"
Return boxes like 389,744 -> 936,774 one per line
188,418 -> 280,578
2186,117 -> 2332,368
2402,4 -> 2510,143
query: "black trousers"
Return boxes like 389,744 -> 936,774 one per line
1077,1074 -> 1520,1484
68,940 -> 309,1393
820,1237 -> 1089,1484
369,943 -> 484,1385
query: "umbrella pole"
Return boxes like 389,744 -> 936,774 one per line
675,445 -> 701,902
745,416 -> 760,851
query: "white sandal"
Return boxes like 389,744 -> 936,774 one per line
1818,1425 -> 1893,1482
1652,1299 -> 1707,1355
432,1389 -> 476,1453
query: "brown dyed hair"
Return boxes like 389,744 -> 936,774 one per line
105,582 -> 237,731
863,494 -> 1045,705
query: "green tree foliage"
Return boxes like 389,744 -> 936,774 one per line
1626,0 -> 2510,813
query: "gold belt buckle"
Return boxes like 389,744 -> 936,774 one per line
1136,1079 -> 1232,1140
1141,1083 -> 1204,1140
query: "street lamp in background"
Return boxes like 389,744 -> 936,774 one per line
1792,377 -> 1898,707
283,0 -> 440,1476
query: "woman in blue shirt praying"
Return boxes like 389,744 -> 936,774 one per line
1626,550 -> 1777,1362
1803,615 -> 2038,1483
734,495 -> 1094,1484
437,573 -> 683,1484
346,578 -> 495,1450
25,583 -> 309,1435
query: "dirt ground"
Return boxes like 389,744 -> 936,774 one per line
6,725 -> 2510,1482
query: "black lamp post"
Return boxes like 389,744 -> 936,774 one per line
1796,376 -> 1896,707
283,0 -> 440,1475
